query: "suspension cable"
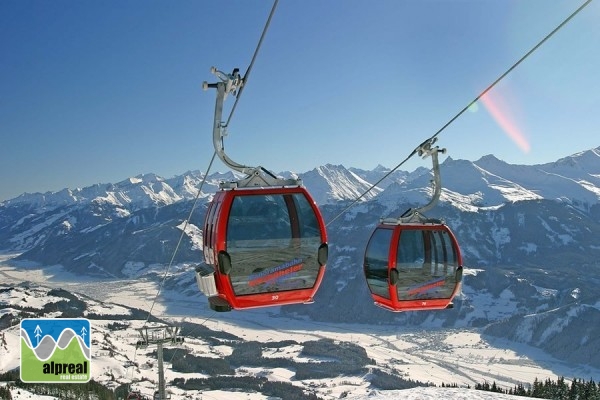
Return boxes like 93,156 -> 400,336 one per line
166,311 -> 217,365
224,0 -> 279,129
326,0 -> 593,227
141,1 -> 279,326
137,0 -> 280,346
128,151 -> 217,384
143,151 -> 217,325
429,0 -> 592,143
326,146 -> 419,227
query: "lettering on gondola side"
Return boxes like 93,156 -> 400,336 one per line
248,258 -> 303,287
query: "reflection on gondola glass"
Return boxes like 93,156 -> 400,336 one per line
226,193 -> 322,296
364,228 -> 393,299
395,229 -> 459,301
362,223 -> 462,312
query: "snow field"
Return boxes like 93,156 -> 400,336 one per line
2,262 -> 600,399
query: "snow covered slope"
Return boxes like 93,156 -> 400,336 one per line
2,280 -> 596,399
1,146 -> 600,377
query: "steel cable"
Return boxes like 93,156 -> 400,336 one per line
326,0 -> 593,227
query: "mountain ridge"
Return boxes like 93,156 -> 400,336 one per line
3,145 -> 599,211
1,146 -> 600,371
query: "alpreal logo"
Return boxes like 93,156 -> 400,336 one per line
20,318 -> 91,383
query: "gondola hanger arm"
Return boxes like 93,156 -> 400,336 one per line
412,138 -> 446,217
383,138 -> 446,225
203,67 -> 255,175
203,68 -> 301,189
200,0 -> 294,189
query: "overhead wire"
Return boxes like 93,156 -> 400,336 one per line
129,152 -> 217,383
428,0 -> 592,144
142,0 -> 279,327
217,0 -> 279,168
326,0 -> 593,228
224,0 -> 279,129
130,0 -> 280,385
142,152 -> 217,326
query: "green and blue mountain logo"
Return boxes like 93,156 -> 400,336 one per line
20,318 -> 91,383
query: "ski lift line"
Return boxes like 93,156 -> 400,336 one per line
133,152 -> 217,381
223,0 -> 279,129
165,311 -> 217,365
325,148 -> 416,228
127,333 -> 141,382
428,0 -> 593,143
142,151 -> 218,328
326,0 -> 593,228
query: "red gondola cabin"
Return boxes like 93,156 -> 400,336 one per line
363,222 -> 463,312
197,186 -> 328,312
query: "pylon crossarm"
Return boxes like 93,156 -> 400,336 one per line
133,325 -> 184,400
135,326 -> 184,347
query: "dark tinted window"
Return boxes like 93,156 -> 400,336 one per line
225,193 -> 322,296
293,193 -> 320,238
364,228 -> 392,299
395,229 -> 459,300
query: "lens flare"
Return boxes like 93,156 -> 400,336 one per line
480,91 -> 530,153
468,102 -> 479,113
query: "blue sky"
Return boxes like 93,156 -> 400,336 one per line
1,0 -> 599,202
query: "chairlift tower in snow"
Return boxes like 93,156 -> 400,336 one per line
135,325 -> 184,400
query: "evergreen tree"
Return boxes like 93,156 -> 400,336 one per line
0,386 -> 13,400
570,378 -> 579,400
556,376 -> 569,400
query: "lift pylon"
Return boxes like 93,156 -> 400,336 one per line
135,326 -> 184,400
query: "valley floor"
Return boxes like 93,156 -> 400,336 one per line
2,255 -> 600,399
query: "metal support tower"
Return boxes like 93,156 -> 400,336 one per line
135,325 -> 184,400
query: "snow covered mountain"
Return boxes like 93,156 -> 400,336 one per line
2,147 -> 599,212
1,146 -> 600,372
0,281 -> 591,399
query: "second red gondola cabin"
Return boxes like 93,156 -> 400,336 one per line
363,221 -> 463,312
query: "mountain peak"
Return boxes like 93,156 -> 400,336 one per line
552,146 -> 600,170
3,146 -> 600,210
373,164 -> 390,172
129,173 -> 163,184
301,164 -> 381,204
476,154 -> 502,163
